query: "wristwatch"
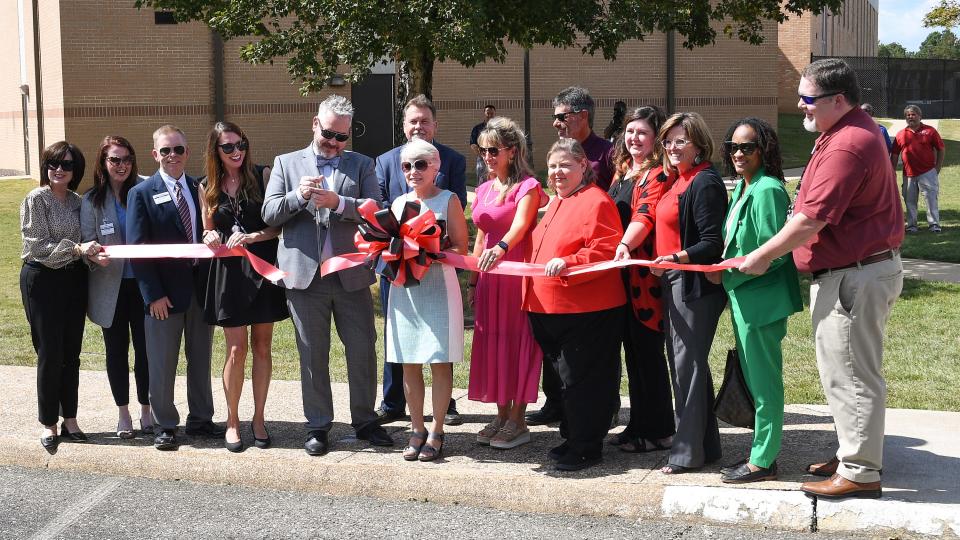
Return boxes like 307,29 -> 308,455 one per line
496,240 -> 509,251
672,253 -> 680,263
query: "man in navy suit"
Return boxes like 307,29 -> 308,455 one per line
126,125 -> 221,451
374,95 -> 466,425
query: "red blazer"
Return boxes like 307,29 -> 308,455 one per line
522,183 -> 626,314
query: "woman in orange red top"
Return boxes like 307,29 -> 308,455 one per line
650,112 -> 728,474
607,106 -> 676,453
522,138 -> 625,472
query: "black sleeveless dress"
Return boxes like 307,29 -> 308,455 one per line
203,167 -> 288,327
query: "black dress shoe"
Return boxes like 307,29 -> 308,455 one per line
526,406 -> 563,426
548,442 -> 570,461
555,451 -> 602,472
304,430 -> 329,456
185,421 -> 226,438
40,434 -> 59,450
252,425 -> 271,449
60,424 -> 89,443
720,457 -> 749,475
373,407 -> 406,425
443,410 -> 463,426
356,424 -> 394,447
721,462 -> 778,484
154,429 -> 178,451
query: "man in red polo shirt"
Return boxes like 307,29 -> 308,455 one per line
891,105 -> 945,233
739,58 -> 904,500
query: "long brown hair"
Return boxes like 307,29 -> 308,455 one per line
203,121 -> 260,218
477,117 -> 535,205
88,135 -> 138,208
611,105 -> 666,182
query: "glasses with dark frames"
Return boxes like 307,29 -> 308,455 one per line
724,141 -> 759,156
47,159 -> 75,172
106,156 -> 134,165
478,147 -> 509,157
218,140 -> 249,154
799,91 -> 842,105
319,127 -> 350,142
157,145 -> 186,156
551,110 -> 581,122
400,159 -> 430,173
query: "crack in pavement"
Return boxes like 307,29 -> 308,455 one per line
28,476 -> 123,540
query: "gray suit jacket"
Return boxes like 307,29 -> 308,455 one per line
80,187 -> 126,327
262,145 -> 382,291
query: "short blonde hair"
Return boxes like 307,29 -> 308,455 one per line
545,138 -> 595,191
152,124 -> 186,148
400,138 -> 440,163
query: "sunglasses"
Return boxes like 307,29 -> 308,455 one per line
157,145 -> 186,156
400,159 -> 430,173
218,140 -> 249,154
47,159 -> 75,172
319,127 -> 350,142
799,91 -> 842,105
551,110 -> 581,122
725,141 -> 759,156
106,156 -> 134,166
479,146 -> 509,157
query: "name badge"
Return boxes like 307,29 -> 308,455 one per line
153,192 -> 172,204
99,221 -> 115,236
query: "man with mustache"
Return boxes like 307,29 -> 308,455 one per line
891,104 -> 945,234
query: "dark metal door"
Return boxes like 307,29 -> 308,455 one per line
351,74 -> 395,158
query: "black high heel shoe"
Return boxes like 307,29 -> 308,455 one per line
252,424 -> 271,449
60,423 -> 89,443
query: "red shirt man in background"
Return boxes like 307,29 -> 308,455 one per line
891,105 -> 945,233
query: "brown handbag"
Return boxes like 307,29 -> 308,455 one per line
713,348 -> 756,429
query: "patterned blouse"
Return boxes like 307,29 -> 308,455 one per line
20,186 -> 83,269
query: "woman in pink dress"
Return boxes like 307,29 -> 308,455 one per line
468,117 -> 548,450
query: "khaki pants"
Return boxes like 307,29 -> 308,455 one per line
810,254 -> 903,483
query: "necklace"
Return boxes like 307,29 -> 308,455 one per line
483,178 -> 507,205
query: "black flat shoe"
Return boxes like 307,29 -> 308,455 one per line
721,462 -> 778,484
40,434 -> 59,450
252,425 -> 271,449
60,424 -> 89,443
154,429 -> 178,451
225,436 -> 244,453
720,457 -> 749,475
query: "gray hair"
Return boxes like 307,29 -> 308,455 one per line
552,86 -> 596,127
400,138 -> 439,163
317,94 -> 354,118
904,104 -> 922,116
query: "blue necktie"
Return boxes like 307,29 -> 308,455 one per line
317,156 -> 340,169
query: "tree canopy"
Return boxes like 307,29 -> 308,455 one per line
136,0 -> 843,98
878,42 -> 911,58
924,0 -> 960,28
916,29 -> 960,59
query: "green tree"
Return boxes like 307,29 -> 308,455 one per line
924,0 -> 960,28
916,29 -> 960,59
878,41 -> 911,58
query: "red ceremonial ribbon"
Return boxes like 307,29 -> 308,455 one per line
103,244 -> 287,282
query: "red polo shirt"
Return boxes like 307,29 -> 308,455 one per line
892,123 -> 944,177
792,107 -> 904,274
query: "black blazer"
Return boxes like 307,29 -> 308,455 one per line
677,164 -> 728,302
126,172 -> 207,313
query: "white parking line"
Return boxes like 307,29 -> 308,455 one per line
28,477 -> 123,540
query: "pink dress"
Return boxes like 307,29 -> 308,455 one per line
468,176 -> 547,404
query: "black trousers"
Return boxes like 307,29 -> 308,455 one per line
102,278 -> 150,407
622,315 -> 676,440
539,350 -> 562,410
528,306 -> 623,457
21,262 -> 87,426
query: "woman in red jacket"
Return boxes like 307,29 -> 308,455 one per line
522,138 -> 625,472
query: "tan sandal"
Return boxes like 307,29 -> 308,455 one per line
476,418 -> 504,445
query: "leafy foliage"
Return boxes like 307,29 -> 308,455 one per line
916,29 -> 960,59
878,41 -> 911,58
924,0 -> 960,29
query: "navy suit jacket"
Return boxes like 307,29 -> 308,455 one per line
126,172 -> 207,313
376,141 -> 467,208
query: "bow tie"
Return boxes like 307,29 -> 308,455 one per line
317,156 -> 341,169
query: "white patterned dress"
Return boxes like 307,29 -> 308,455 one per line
385,189 -> 464,364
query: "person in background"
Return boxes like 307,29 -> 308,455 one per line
200,121 -> 288,452
860,104 -> 891,152
713,118 -> 802,484
469,104 -> 497,183
603,100 -> 628,142
891,104 -> 945,234
468,117 -> 547,450
650,112 -> 728,475
21,141 -> 105,450
80,135 -> 151,439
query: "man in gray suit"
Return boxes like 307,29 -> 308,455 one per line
262,94 -> 393,455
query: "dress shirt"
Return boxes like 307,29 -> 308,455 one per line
20,186 -> 83,269
158,169 -> 198,243
293,144 -> 347,261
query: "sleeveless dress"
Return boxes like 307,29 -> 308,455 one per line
203,168 -> 289,327
385,189 -> 463,364
468,177 -> 546,404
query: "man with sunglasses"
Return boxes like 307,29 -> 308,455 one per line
126,124 -> 222,451
373,94 -> 467,427
262,94 -> 392,456
739,59 -> 904,500
891,105 -> 945,234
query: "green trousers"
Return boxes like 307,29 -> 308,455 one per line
730,310 -> 788,468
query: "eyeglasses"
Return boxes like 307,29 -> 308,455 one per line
661,138 -> 691,150
799,91 -> 842,105
218,140 -> 248,154
724,141 -> 759,156
551,110 -> 581,123
479,147 -> 509,157
105,156 -> 134,166
319,127 -> 350,142
400,159 -> 430,172
47,159 -> 75,172
157,146 -> 186,156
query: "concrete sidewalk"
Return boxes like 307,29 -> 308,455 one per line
1,365 -> 957,537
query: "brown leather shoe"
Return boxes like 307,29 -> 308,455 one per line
806,456 -> 839,477
801,473 -> 881,500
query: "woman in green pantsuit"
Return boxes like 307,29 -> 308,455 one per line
712,118 -> 802,483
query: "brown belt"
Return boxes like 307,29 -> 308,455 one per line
812,250 -> 895,278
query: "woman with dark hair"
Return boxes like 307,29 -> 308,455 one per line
21,141 -> 105,450
523,138 -> 625,472
713,117 -> 802,483
80,135 -> 151,439
650,112 -> 728,474
603,101 -> 628,141
200,121 -> 287,452
468,117 -> 547,450
606,106 -> 676,453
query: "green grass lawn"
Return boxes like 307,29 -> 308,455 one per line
777,113 -> 818,169
3,177 -> 958,411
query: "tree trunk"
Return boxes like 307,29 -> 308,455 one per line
393,47 -> 435,144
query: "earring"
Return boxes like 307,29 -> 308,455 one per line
693,154 -> 703,165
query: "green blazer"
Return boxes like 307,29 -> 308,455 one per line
722,169 -> 802,329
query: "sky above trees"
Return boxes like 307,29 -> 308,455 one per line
879,0 -> 942,51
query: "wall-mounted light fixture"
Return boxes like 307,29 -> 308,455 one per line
328,74 -> 347,87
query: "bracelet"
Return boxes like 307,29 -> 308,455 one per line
496,240 -> 509,251
619,241 -> 630,249
671,253 -> 680,263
